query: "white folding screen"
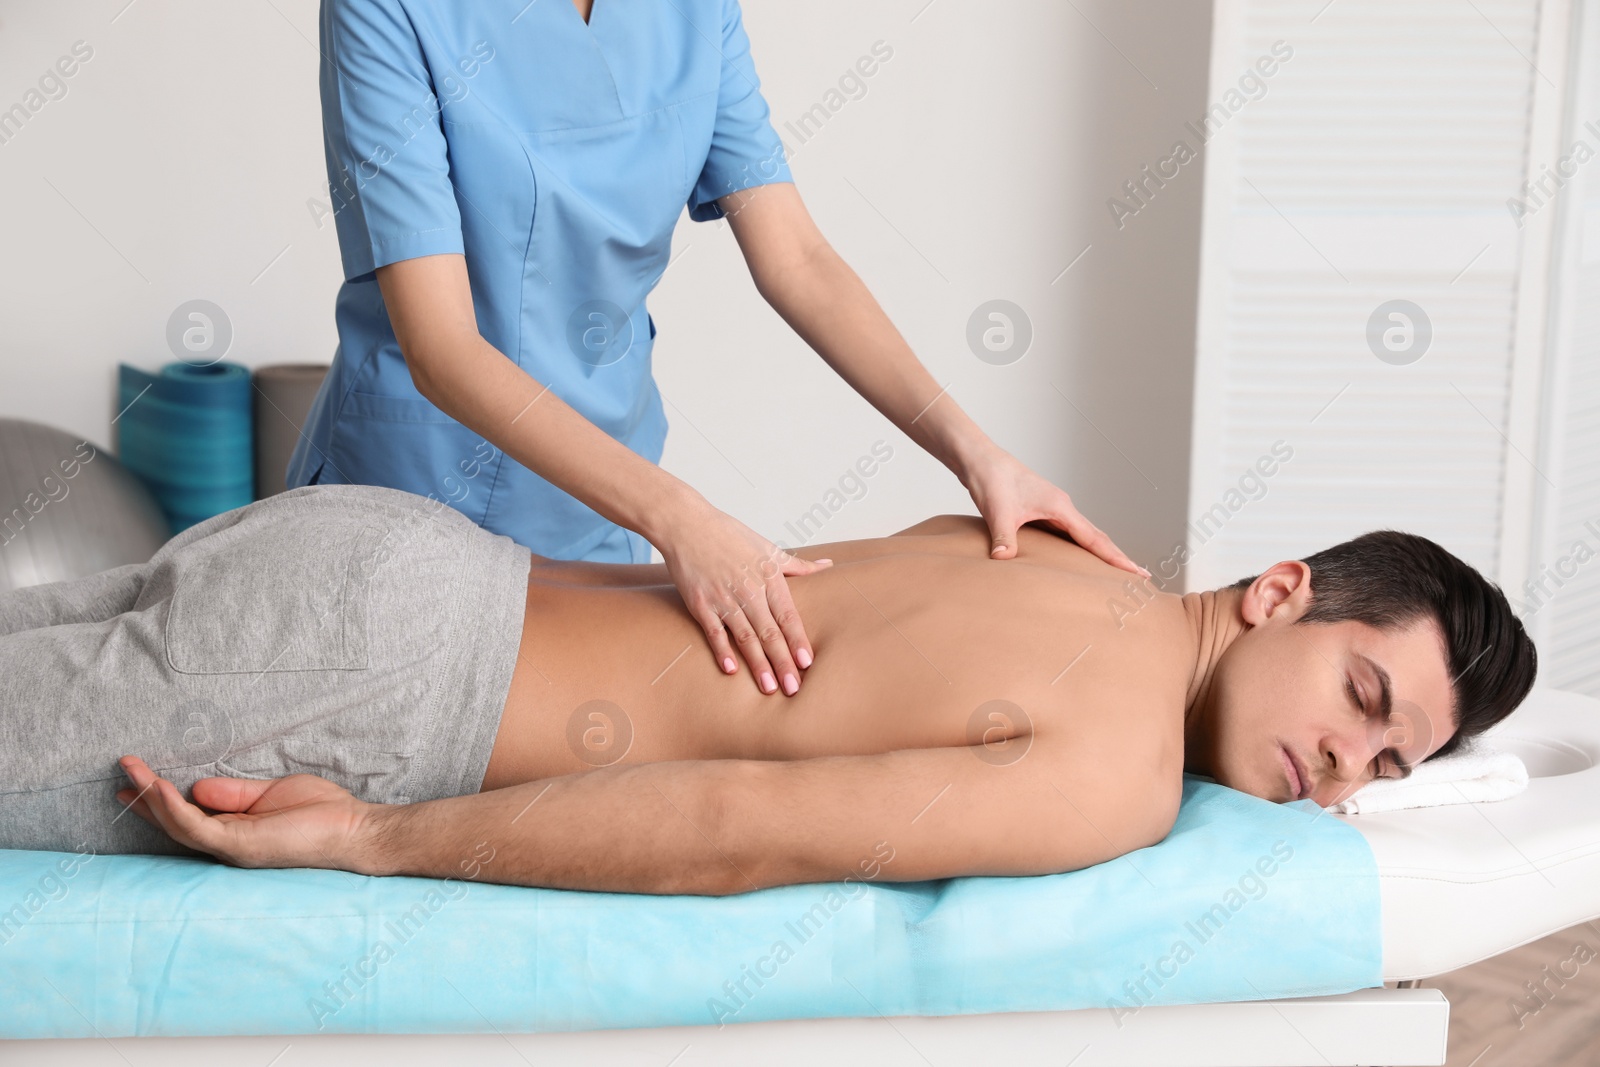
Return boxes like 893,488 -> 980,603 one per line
1533,0 -> 1600,694
1186,1 -> 1577,620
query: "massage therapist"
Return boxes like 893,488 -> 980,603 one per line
287,0 -> 1146,697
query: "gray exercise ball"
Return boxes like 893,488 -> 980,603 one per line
0,419 -> 172,594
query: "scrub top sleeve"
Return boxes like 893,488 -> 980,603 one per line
685,0 -> 794,222
321,0 -> 465,282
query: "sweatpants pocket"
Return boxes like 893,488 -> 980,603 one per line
164,519 -> 386,674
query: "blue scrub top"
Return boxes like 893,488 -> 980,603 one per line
286,0 -> 792,562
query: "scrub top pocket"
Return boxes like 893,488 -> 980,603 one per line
164,519 -> 386,674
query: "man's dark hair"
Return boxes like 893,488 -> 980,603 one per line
1229,529 -> 1537,763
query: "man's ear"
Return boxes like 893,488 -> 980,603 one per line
1239,560 -> 1312,627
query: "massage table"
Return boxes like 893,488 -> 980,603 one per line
3,686 -> 1598,1066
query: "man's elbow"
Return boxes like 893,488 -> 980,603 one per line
702,760 -> 822,895
667,760 -> 767,896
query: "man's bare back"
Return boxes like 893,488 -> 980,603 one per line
483,515 -> 1189,808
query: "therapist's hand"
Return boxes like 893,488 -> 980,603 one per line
962,445 -> 1149,576
656,499 -> 832,696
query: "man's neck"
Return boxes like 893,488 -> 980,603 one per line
1179,585 -> 1247,778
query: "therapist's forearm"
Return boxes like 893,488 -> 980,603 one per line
410,333 -> 704,545
756,242 -> 998,480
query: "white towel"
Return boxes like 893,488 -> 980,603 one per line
1326,738 -> 1528,814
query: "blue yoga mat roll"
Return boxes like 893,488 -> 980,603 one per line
116,362 -> 255,532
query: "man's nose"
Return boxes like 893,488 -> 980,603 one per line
1316,731 -> 1375,802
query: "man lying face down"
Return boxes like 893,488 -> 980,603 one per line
2,485 -> 1533,895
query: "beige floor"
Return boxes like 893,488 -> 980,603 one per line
1411,920 -> 1600,1065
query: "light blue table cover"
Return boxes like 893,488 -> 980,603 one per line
0,775 -> 1381,1038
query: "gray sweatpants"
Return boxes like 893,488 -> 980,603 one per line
0,484 -> 531,857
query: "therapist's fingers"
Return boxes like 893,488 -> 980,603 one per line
685,584 -> 769,686
694,600 -> 744,678
779,551 -> 834,577
1051,506 -> 1149,578
751,571 -> 807,696
986,509 -> 1022,560
719,601 -> 782,694
777,548 -> 829,669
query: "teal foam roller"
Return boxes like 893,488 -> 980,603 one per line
116,362 -> 254,532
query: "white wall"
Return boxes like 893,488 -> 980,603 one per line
0,0 -> 1211,570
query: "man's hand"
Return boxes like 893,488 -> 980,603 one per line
961,446 -> 1149,576
115,755 -> 375,874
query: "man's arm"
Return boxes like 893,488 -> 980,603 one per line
354,734 -> 1174,895
118,731 -> 1176,893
